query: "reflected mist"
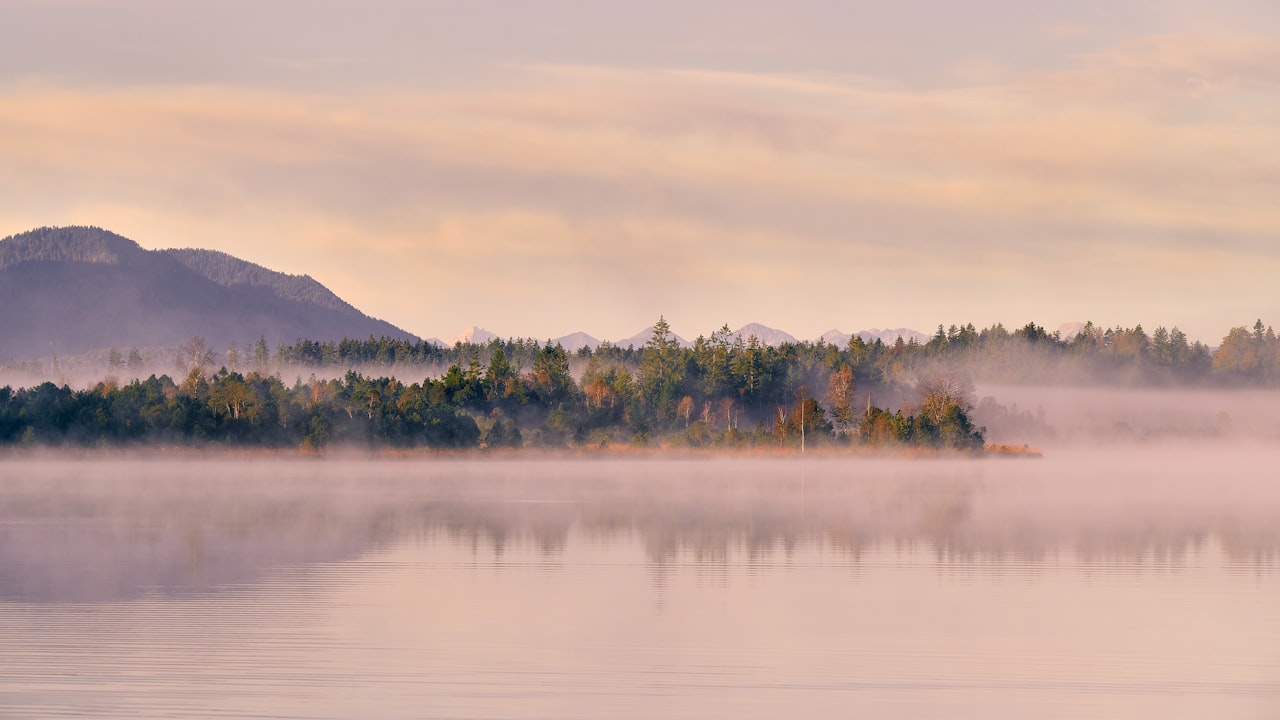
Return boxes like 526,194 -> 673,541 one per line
2,450 -> 1279,603
2,450 -> 1279,718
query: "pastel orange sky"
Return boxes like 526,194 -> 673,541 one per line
2,1 -> 1278,343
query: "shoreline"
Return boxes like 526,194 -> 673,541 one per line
0,443 -> 1038,461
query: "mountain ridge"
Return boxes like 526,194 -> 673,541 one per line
616,326 -> 692,349
0,226 -> 418,361
730,323 -> 798,346
163,248 -> 362,316
819,328 -> 929,346
0,225 -> 146,268
553,331 -> 600,352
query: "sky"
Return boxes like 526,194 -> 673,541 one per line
2,0 -> 1278,345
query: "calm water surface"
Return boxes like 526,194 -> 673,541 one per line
2,449 -> 1278,718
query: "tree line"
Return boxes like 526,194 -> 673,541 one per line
0,318 -> 984,451
32,317 -> 1277,391
266,318 -> 1278,388
3,316 -> 1277,451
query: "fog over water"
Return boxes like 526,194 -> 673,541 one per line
3,448 -> 1278,603
2,448 -> 1278,719
974,386 -> 1280,446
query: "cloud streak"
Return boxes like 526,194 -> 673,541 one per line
1,28 -> 1278,341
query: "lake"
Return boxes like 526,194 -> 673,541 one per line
2,448 -> 1278,718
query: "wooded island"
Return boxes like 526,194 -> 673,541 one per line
3,316 -> 1277,452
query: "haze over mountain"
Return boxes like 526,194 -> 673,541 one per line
1056,322 -> 1087,341
0,226 -> 417,361
443,323 -> 930,351
730,323 -> 798,347
819,328 -> 930,346
616,326 -> 692,349
0,226 -> 937,364
606,323 -> 928,349
448,326 -> 498,346
552,332 -> 601,353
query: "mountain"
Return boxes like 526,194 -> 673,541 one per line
815,328 -> 927,346
731,323 -> 797,347
1056,321 -> 1086,341
163,248 -> 362,315
616,326 -> 691,349
448,326 -> 499,345
819,329 -> 852,346
552,332 -> 600,352
445,327 -> 600,350
609,323 -> 924,350
0,226 -> 417,361
857,328 -> 928,344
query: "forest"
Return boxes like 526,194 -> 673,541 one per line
273,318 -> 1278,387
1,316 -> 1278,451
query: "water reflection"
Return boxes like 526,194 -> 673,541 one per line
1,451 -> 1278,603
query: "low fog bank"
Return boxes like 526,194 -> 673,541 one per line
2,449 -> 1277,603
0,461 -> 407,602
972,385 -> 1280,447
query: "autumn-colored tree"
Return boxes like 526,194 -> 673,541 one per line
178,367 -> 209,400
859,406 -> 911,445
1214,325 -> 1264,382
774,388 -> 830,446
826,366 -> 856,437
208,372 -> 255,421
677,396 -> 694,427
916,372 -> 973,426
581,357 -> 615,410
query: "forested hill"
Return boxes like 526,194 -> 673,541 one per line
0,225 -> 144,267
0,226 -> 418,360
163,248 -> 362,316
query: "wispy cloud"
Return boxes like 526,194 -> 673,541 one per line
1,30 -> 1278,340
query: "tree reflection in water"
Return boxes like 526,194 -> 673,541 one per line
1,451 -> 1277,603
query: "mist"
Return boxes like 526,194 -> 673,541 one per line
3,447 -> 1277,604
972,385 -> 1280,447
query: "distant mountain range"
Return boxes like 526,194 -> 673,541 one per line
818,328 -> 931,346
0,226 -> 417,361
729,323 -> 798,346
607,324 -> 926,349
0,225 -> 932,363
448,323 -> 928,351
